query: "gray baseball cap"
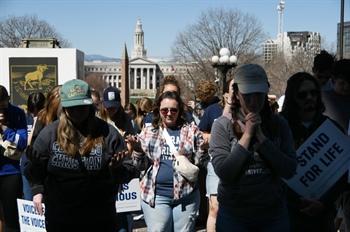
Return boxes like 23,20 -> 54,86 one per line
234,64 -> 269,94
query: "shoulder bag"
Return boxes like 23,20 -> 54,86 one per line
162,127 -> 199,182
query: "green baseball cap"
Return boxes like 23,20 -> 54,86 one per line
60,79 -> 93,107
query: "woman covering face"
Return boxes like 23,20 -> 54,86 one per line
25,79 -> 135,232
209,64 -> 297,232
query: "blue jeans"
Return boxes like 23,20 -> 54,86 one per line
22,174 -> 33,201
141,189 -> 200,232
217,205 -> 290,232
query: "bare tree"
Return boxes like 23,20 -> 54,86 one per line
265,50 -> 315,99
172,7 -> 268,93
0,14 -> 71,48
321,38 -> 337,57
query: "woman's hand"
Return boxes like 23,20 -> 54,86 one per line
239,112 -> 264,149
202,133 -> 210,144
187,100 -> 195,109
125,134 -> 143,153
244,112 -> 261,138
299,197 -> 325,216
33,193 -> 44,215
200,139 -> 209,150
109,150 -> 128,169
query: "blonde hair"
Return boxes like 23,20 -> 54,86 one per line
37,85 -> 62,126
196,80 -> 217,102
136,97 -> 153,130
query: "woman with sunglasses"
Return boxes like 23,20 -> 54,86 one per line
281,72 -> 347,232
126,91 -> 209,232
143,75 -> 195,127
209,64 -> 297,232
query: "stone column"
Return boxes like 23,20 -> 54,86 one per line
152,68 -> 156,90
134,67 -> 138,89
140,67 -> 144,89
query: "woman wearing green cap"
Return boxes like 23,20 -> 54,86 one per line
25,79 -> 135,232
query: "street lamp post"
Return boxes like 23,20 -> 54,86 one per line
211,48 -> 237,91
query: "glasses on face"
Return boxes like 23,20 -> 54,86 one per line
160,108 -> 179,115
296,89 -> 318,99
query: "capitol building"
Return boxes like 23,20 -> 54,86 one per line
84,18 -> 194,97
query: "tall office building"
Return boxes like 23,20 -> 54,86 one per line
337,21 -> 350,58
263,39 -> 278,63
283,31 -> 321,58
263,31 -> 321,63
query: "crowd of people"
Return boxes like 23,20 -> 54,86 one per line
0,51 -> 349,232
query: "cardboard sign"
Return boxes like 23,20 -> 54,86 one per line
116,178 -> 141,213
284,119 -> 350,199
17,199 -> 46,232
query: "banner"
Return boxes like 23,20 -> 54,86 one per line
284,119 -> 350,199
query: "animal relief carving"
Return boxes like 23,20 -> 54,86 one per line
24,64 -> 48,90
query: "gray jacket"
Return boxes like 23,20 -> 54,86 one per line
209,113 -> 297,219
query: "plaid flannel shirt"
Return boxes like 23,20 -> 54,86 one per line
132,123 -> 208,206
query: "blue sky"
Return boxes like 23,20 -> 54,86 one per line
1,0 -> 349,59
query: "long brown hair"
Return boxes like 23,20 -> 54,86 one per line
37,85 -> 62,126
57,105 -> 104,157
280,72 -> 324,125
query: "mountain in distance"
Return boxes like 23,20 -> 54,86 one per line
84,54 -> 121,62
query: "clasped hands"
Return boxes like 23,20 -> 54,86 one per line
243,112 -> 266,143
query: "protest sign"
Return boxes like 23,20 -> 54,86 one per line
17,199 -> 46,232
284,119 -> 350,199
116,178 -> 141,213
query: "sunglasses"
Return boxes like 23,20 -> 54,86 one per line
160,108 -> 179,115
296,89 -> 318,99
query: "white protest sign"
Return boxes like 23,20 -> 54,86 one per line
284,119 -> 350,199
116,178 -> 141,213
17,199 -> 46,232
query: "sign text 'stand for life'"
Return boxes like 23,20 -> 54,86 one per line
284,119 -> 350,199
